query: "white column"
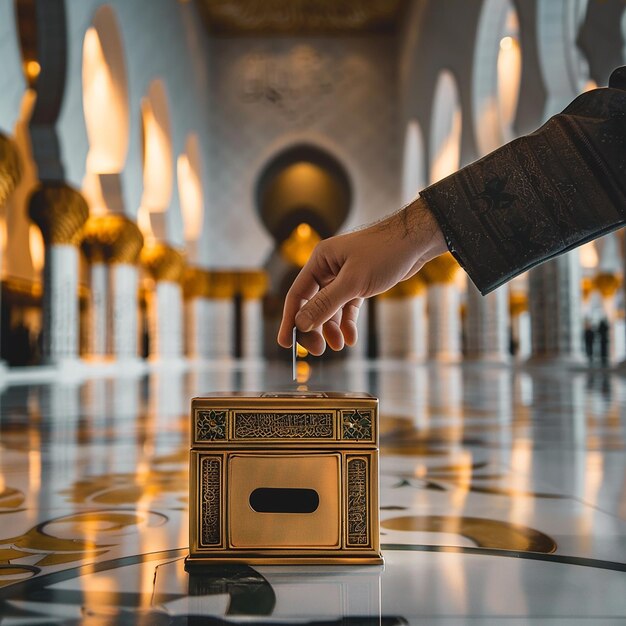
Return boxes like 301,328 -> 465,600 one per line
377,296 -> 426,360
528,251 -> 584,363
89,263 -> 108,357
511,311 -> 531,360
186,297 -> 211,359
110,263 -> 139,360
465,283 -> 510,363
42,244 -> 80,363
150,281 -> 183,360
206,298 -> 235,360
427,283 -> 461,362
241,298 -> 263,360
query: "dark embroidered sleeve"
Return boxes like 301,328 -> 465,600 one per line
420,66 -> 626,295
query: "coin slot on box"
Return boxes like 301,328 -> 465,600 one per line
249,487 -> 320,513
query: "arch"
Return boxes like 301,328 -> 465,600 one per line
255,143 -> 351,242
82,5 -> 129,174
537,0 -> 593,115
177,133 -> 204,245
138,79 -> 174,242
429,70 -> 462,185
401,120 -> 426,204
472,0 -> 522,155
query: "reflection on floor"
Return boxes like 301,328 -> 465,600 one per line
0,360 -> 625,624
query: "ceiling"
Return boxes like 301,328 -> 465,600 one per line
196,0 -> 407,36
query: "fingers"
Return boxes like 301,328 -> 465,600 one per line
339,298 -> 362,346
322,309 -> 344,351
297,328 -> 326,356
294,273 -> 355,333
277,266 -> 320,348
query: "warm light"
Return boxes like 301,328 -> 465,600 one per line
177,134 -> 204,242
25,60 -> 40,81
296,361 -> 311,383
296,343 -> 308,358
583,79 -> 598,92
82,18 -> 129,174
430,72 -> 462,184
280,222 -> 321,268
29,225 -> 45,274
140,81 -> 174,212
297,223 -> 311,238
580,241 -> 599,269
500,36 -> 513,51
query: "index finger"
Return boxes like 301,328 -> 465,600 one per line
277,265 -> 320,347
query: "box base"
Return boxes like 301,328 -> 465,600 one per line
184,553 -> 384,570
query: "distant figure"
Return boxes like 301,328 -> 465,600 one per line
597,319 -> 610,366
583,320 -> 595,364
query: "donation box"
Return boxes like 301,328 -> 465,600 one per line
186,391 -> 383,567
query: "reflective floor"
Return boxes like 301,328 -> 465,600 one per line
0,360 -> 625,624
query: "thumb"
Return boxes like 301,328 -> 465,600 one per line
295,276 -> 353,332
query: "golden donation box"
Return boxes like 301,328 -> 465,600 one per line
186,392 -> 383,567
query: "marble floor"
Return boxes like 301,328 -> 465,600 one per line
0,359 -> 625,624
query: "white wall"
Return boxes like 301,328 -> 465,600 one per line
207,35 -> 400,267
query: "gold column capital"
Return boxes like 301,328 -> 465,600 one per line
207,270 -> 236,299
237,270 -> 269,299
81,214 -> 144,264
420,252 -> 459,285
509,291 -> 528,316
140,242 -> 185,282
182,266 -> 212,299
0,132 -> 21,207
581,277 -> 593,302
28,183 -> 89,246
593,272 -> 621,298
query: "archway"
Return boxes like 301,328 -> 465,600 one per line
401,120 -> 426,205
430,70 -> 462,184
472,0 -> 522,155
255,144 -> 352,359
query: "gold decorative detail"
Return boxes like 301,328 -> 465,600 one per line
342,410 -> 372,440
1,278 -> 43,306
346,457 -> 369,546
196,410 -> 227,441
207,270 -> 236,298
381,515 -> 557,553
28,183 -> 89,246
420,252 -> 460,284
182,266 -> 212,299
81,214 -> 144,264
237,270 -> 269,299
593,272 -> 621,298
0,132 -> 22,206
509,291 -> 528,316
200,456 -> 222,546
233,411 -> 334,440
199,0 -> 405,34
140,242 -> 185,282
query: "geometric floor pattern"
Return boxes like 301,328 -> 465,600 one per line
0,360 -> 625,624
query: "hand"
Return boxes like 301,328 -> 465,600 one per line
277,196 -> 447,355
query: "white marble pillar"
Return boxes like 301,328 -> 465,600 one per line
42,245 -> 80,363
89,262 -> 108,357
464,283 -> 509,363
427,283 -> 461,362
150,281 -> 183,360
205,298 -> 235,360
528,251 -> 584,364
241,298 -> 263,360
511,311 -> 532,360
186,296 -> 211,359
377,295 -> 426,360
110,263 -> 140,360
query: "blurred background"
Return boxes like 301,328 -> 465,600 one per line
0,0 -> 625,374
